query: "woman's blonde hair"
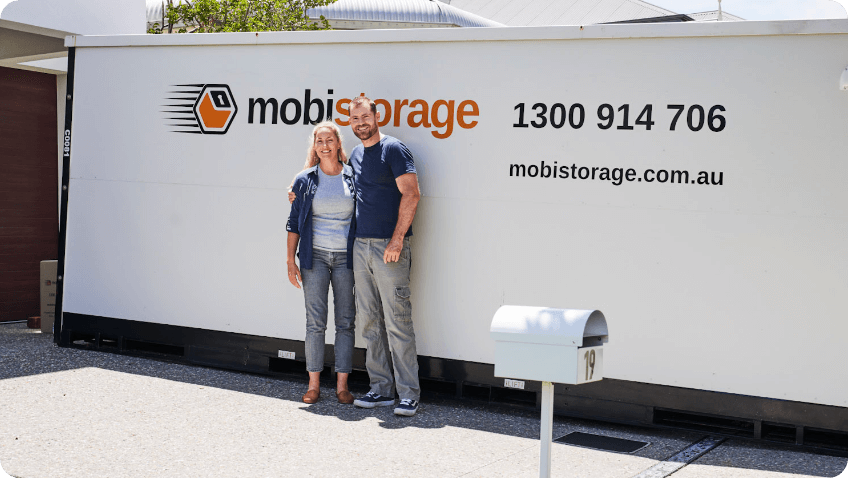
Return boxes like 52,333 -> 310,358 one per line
302,121 -> 348,170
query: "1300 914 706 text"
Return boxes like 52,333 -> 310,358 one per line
513,103 -> 726,132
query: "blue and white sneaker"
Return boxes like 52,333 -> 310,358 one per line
394,398 -> 419,416
353,391 -> 395,408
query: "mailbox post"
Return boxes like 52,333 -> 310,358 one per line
490,306 -> 609,478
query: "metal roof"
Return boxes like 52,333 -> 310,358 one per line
445,0 -> 676,26
147,0 -> 502,29
689,10 -> 745,22
147,1 -> 166,25
146,0 -> 743,30
146,0 -> 189,27
307,0 -> 503,28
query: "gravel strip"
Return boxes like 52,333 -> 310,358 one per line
2,323 -> 846,478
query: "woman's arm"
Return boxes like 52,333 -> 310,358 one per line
287,232 -> 302,289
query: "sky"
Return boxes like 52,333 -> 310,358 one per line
648,0 -> 848,20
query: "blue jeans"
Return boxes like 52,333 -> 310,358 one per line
353,237 -> 420,401
301,248 -> 355,374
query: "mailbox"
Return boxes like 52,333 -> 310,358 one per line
490,306 -> 608,385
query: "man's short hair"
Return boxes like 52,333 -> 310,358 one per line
350,96 -> 377,115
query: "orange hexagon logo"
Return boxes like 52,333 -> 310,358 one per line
165,84 -> 238,135
194,85 -> 237,134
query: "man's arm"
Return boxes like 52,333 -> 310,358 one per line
286,177 -> 304,287
384,172 -> 420,263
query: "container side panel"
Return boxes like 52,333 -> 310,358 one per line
63,32 -> 848,407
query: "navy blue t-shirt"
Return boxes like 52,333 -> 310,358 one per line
349,135 -> 417,239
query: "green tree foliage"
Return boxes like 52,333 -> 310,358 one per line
148,0 -> 336,34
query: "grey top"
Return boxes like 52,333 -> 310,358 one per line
312,166 -> 355,252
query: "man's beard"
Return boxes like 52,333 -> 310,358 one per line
354,124 -> 376,141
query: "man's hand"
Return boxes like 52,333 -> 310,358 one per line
383,173 -> 420,263
383,237 -> 403,263
288,190 -> 295,204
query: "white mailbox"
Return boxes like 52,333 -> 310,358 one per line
490,306 -> 609,384
490,306 -> 609,478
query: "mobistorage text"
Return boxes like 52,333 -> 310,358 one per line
509,161 -> 724,186
247,90 -> 479,139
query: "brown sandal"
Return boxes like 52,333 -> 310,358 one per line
302,389 -> 320,404
336,390 -> 354,404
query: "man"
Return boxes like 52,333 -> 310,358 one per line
347,96 -> 422,416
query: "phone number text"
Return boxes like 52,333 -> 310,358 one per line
513,103 -> 727,132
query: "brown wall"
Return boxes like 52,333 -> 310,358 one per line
0,66 -> 58,322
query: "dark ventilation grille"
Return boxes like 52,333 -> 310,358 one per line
555,432 -> 649,453
490,386 -> 537,406
268,357 -> 306,374
346,369 -> 370,386
804,428 -> 848,453
123,339 -> 184,357
653,409 -> 755,437
98,335 -> 119,349
70,332 -> 97,347
461,383 -> 491,401
420,377 -> 459,398
762,422 -> 796,444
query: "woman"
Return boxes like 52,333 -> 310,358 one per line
286,121 -> 356,404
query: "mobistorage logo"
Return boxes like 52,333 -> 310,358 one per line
165,86 -> 479,139
164,84 -> 238,134
247,90 -> 480,139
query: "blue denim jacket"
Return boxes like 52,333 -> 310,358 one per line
286,163 -> 356,270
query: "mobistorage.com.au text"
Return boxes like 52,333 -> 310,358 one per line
509,161 -> 724,186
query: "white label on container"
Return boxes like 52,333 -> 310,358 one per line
504,379 -> 525,390
278,350 -> 295,360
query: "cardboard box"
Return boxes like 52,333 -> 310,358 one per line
40,260 -> 57,334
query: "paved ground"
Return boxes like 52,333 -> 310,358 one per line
1,322 -> 846,478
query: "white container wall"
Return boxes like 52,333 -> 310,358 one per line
62,22 -> 848,410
